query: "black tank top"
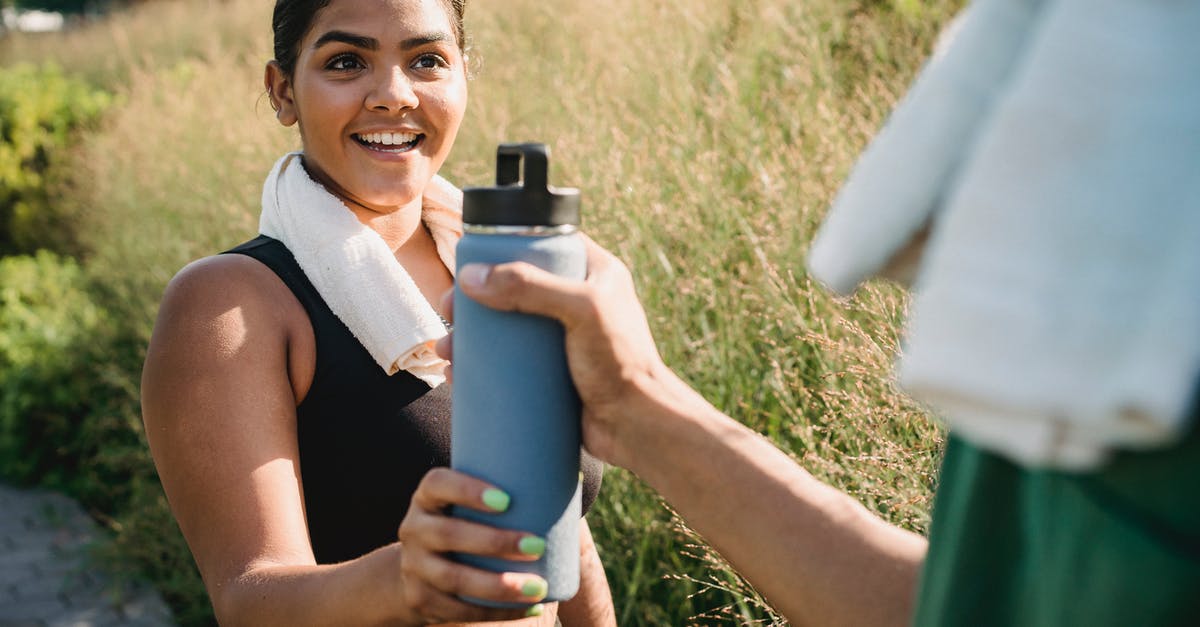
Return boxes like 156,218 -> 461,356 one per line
226,235 -> 603,564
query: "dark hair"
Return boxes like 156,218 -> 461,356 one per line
272,0 -> 467,76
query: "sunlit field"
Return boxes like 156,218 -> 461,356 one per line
0,0 -> 962,623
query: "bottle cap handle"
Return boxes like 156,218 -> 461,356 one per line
496,143 -> 549,192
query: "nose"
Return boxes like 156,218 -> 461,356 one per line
365,66 -> 418,113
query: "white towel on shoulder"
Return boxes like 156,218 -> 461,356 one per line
807,0 -> 1200,470
259,152 -> 462,388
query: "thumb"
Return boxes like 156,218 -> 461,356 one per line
457,261 -> 588,326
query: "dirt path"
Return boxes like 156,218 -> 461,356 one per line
0,482 -> 175,626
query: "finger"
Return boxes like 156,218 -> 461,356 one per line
403,548 -> 552,608
401,570 -> 542,624
456,261 -> 592,326
410,467 -> 511,515
401,512 -> 546,562
405,584 -> 545,624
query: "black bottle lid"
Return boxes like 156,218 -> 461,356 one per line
463,143 -> 581,227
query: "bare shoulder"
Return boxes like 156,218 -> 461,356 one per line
142,252 -> 309,402
142,253 -> 319,587
156,253 -> 295,328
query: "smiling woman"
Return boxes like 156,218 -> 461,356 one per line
138,1 -> 614,625
266,0 -> 466,225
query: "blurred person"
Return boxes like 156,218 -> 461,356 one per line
440,1 -> 1200,625
140,1 -> 612,625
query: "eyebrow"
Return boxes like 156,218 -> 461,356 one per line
313,30 -> 377,51
312,30 -> 453,52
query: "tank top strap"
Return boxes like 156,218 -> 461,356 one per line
224,235 -> 334,329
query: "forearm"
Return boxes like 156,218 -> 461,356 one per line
556,520 -> 616,626
618,367 -> 927,627
215,545 -> 405,626
218,546 -> 560,627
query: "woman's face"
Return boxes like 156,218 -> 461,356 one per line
270,0 -> 467,214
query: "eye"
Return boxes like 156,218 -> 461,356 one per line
325,53 -> 365,72
411,53 -> 450,71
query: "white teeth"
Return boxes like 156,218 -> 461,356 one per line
358,132 -> 418,146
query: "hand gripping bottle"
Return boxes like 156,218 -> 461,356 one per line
451,143 -> 586,605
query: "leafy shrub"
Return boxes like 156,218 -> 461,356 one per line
0,252 -> 96,479
0,251 -> 113,491
0,62 -> 110,255
0,250 -> 212,622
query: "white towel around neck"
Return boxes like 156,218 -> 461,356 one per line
807,0 -> 1200,470
259,152 -> 463,388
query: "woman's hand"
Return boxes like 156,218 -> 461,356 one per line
435,235 -> 682,469
394,467 -> 553,624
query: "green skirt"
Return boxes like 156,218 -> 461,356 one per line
913,418 -> 1200,626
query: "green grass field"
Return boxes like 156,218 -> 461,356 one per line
0,0 -> 963,623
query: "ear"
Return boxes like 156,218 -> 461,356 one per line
264,61 -> 299,127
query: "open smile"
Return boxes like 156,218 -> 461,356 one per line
353,131 -> 424,154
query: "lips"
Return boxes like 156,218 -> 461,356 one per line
353,131 -> 423,152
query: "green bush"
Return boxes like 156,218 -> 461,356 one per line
0,252 -> 97,480
0,252 -> 116,492
0,251 -> 211,622
0,62 -> 110,255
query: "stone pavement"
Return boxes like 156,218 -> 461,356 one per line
0,483 -> 176,627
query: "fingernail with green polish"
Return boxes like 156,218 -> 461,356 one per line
525,603 -> 545,617
518,535 -> 546,557
482,488 -> 510,512
521,578 -> 548,599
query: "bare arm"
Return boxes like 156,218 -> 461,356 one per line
608,368 -> 925,626
441,238 -> 927,627
142,255 -> 552,626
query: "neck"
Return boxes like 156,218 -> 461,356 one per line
298,154 -> 428,253
344,196 -> 425,253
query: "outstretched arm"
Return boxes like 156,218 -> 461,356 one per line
440,238 -> 927,627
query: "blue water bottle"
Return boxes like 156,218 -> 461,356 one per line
451,143 -> 586,605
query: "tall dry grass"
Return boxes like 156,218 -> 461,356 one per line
2,0 -> 963,623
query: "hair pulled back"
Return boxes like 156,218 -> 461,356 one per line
272,0 -> 467,76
